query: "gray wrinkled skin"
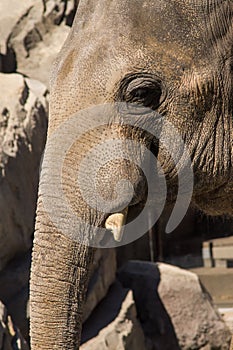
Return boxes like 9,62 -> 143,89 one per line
30,1 -> 233,349
51,0 -> 233,215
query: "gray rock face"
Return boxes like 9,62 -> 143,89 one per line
83,249 -> 117,322
7,0 -> 70,86
0,301 -> 29,350
15,23 -> 70,87
0,0 -> 76,86
0,73 -> 48,270
0,1 -> 35,55
118,261 -> 231,350
81,282 -> 146,350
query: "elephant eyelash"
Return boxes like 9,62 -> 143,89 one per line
125,85 -> 162,109
116,73 -> 165,111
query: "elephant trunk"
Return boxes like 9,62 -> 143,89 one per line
30,198 -> 94,350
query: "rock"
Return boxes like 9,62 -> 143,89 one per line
0,73 -> 48,271
65,0 -> 79,26
219,308 -> 233,335
15,23 -> 70,87
81,282 -> 146,350
0,300 -> 29,350
83,249 -> 117,322
0,0 -> 73,86
0,1 -> 35,55
0,252 -> 31,340
118,261 -> 231,350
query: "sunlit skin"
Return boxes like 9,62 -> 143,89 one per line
30,1 -> 233,349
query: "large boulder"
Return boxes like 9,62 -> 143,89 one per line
0,73 -> 48,270
6,0 -> 70,86
0,301 -> 29,350
81,282 -> 146,350
0,1 -> 35,55
0,0 -> 77,85
118,261 -> 231,350
14,23 -> 70,87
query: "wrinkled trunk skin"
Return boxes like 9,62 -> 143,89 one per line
30,198 -> 94,350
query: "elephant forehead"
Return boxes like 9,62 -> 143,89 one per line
52,1 -> 201,94
49,0 -> 233,124
71,0 -> 229,51
55,0 -> 232,82
71,1 -> 200,52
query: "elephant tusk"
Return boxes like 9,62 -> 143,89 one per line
105,208 -> 128,242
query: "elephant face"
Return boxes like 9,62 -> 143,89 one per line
30,2 -> 233,349
50,0 -> 232,220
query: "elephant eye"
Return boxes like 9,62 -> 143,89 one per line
119,75 -> 164,111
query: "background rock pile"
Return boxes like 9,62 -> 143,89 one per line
0,1 -> 231,349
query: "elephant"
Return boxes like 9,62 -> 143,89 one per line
30,0 -> 233,349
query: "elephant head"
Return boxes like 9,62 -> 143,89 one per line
30,0 -> 233,349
